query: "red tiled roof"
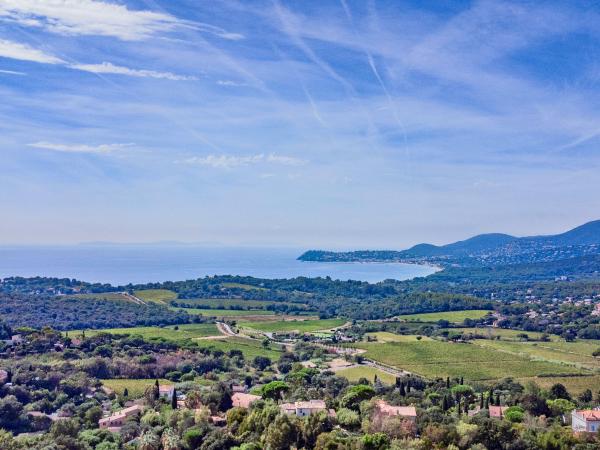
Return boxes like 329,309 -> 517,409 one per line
489,406 -> 508,418
575,410 -> 600,421
376,400 -> 417,417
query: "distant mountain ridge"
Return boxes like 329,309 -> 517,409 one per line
299,220 -> 600,266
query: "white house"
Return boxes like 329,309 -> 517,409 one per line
280,400 -> 329,417
572,409 -> 600,434
99,404 -> 144,431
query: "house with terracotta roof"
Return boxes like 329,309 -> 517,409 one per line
280,400 -> 332,417
232,392 -> 261,409
572,409 -> 600,433
99,404 -> 144,431
489,405 -> 509,418
374,400 -> 417,422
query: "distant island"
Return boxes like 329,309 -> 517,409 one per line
299,219 -> 600,267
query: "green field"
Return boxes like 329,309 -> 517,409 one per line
220,282 -> 266,291
451,327 -> 548,341
102,378 -> 170,397
240,318 -> 346,333
193,336 -> 284,360
365,332 -> 433,343
68,293 -> 130,302
173,308 -> 275,317
516,375 -> 600,395
352,340 -> 587,381
134,289 -> 177,303
397,310 -> 492,323
473,339 -> 600,371
176,298 -> 290,309
336,366 -> 396,384
80,323 -> 220,341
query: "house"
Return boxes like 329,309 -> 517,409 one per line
572,409 -> 600,433
99,404 -> 144,431
0,369 -> 8,384
374,400 -> 417,422
489,405 -> 509,418
231,384 -> 247,393
158,385 -> 175,400
280,400 -> 331,417
591,304 -> 600,317
232,392 -> 261,409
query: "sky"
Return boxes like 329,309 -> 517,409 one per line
1,0 -> 600,249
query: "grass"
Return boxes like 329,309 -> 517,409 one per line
176,298 -> 295,309
450,327 -> 548,341
102,378 -> 170,398
67,293 -> 130,302
220,282 -> 267,291
134,289 -> 177,303
352,340 -> 587,381
365,332 -> 433,343
397,310 -> 492,323
240,318 -> 346,333
336,366 -> 396,384
172,308 -> 275,317
516,375 -> 600,395
473,339 -> 600,371
80,323 -> 220,341
193,336 -> 284,360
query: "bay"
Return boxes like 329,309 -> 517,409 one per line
0,245 -> 437,285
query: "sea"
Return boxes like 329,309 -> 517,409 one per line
0,245 -> 437,286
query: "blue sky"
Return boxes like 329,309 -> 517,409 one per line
1,0 -> 600,248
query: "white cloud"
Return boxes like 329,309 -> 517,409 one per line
217,79 -> 248,87
0,0 -> 244,41
0,38 -> 63,64
69,61 -> 197,81
0,68 -> 26,75
0,0 -> 178,41
28,141 -> 134,154
182,153 -> 307,169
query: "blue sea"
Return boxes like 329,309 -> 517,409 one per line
0,245 -> 437,285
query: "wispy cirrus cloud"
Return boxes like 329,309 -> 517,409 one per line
181,153 -> 307,169
69,62 -> 197,81
0,0 -> 243,41
0,68 -> 26,75
0,38 -> 64,64
28,141 -> 134,154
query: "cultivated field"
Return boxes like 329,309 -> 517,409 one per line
365,332 -> 433,343
397,310 -> 492,323
352,340 -> 588,381
193,336 -> 284,360
172,307 -> 275,317
516,375 -> 600,395
79,323 -> 221,341
335,366 -> 396,384
220,282 -> 266,291
240,318 -> 346,333
102,378 -> 170,397
134,289 -> 177,303
68,293 -> 130,302
175,298 -> 293,309
450,327 -> 548,341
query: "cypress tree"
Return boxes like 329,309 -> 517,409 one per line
154,379 -> 160,400
123,388 -> 129,398
442,395 -> 449,411
484,397 -> 489,409
460,376 -> 464,385
488,389 -> 494,405
399,382 -> 406,396
446,377 -> 450,388
495,393 -> 500,406
479,392 -> 484,409
171,388 -> 177,409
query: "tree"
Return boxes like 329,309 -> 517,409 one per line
253,356 -> 271,370
362,432 -> 390,450
446,377 -> 450,389
340,384 -> 376,410
578,389 -> 593,403
593,348 -> 600,357
262,381 -> 289,400
549,383 -> 571,401
123,387 -> 129,397
171,387 -> 178,409
154,379 -> 160,401
263,413 -> 298,450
